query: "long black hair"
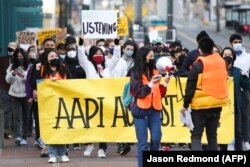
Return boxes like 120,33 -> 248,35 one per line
41,48 -> 66,79
132,47 -> 154,81
88,45 -> 105,72
11,48 -> 29,71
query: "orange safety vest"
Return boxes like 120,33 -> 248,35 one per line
40,65 -> 67,80
137,69 -> 162,110
191,53 -> 230,109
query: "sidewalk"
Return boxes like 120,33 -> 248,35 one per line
0,137 -> 137,167
175,18 -> 250,52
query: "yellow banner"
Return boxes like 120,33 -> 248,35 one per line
37,77 -> 234,144
37,28 -> 61,47
117,16 -> 129,36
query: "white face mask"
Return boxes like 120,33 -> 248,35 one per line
8,51 -> 14,56
233,43 -> 242,52
29,52 -> 36,59
67,50 -> 76,58
59,54 -> 66,59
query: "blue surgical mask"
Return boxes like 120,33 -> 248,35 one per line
233,43 -> 242,52
124,50 -> 133,57
109,48 -> 114,55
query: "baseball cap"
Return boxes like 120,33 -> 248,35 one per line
8,42 -> 17,50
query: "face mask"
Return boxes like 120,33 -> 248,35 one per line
147,59 -> 155,68
154,53 -> 162,62
67,50 -> 77,58
49,58 -> 59,67
18,59 -> 24,66
155,46 -> 163,53
93,54 -> 104,64
124,50 -> 133,57
29,58 -> 36,64
29,52 -> 36,59
233,43 -> 242,52
223,56 -> 233,66
8,52 -> 14,56
109,48 -> 114,55
59,54 -> 66,59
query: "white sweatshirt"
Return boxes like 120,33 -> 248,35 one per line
234,48 -> 250,73
78,45 -> 126,78
5,64 -> 27,97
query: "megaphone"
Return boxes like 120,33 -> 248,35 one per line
155,56 -> 174,75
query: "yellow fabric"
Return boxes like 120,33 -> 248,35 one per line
37,77 -> 234,144
191,75 -> 231,109
137,69 -> 162,110
191,53 -> 230,109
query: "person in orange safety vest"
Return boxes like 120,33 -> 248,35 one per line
180,37 -> 229,151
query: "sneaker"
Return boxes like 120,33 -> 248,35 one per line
179,143 -> 188,148
120,145 -> 131,155
160,146 -> 172,151
60,155 -> 70,162
34,140 -> 43,149
117,144 -> 122,153
48,157 -> 57,163
227,143 -> 235,151
4,132 -> 13,139
243,142 -> 250,151
83,144 -> 94,157
20,139 -> 27,145
37,138 -> 45,148
41,146 -> 49,157
73,144 -> 81,150
97,149 -> 106,158
15,137 -> 21,146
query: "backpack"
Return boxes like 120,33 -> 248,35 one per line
122,82 -> 134,109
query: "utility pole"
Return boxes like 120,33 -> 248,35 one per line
90,0 -> 96,10
133,0 -> 142,25
167,0 -> 174,42
216,0 -> 220,32
133,0 -> 144,46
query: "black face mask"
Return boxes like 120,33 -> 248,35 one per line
223,56 -> 233,69
49,58 -> 59,67
29,58 -> 37,64
147,59 -> 155,68
154,53 -> 162,62
155,47 -> 163,53
18,59 -> 24,66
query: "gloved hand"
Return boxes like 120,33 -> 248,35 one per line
79,35 -> 84,46
114,38 -> 120,45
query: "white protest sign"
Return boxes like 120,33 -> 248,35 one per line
82,10 -> 117,39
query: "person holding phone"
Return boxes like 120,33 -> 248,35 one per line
129,47 -> 170,167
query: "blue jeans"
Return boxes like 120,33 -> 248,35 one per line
11,96 -> 29,138
240,90 -> 250,142
132,105 -> 162,167
0,89 -> 12,134
48,145 -> 67,157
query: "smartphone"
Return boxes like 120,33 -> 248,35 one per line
153,74 -> 162,80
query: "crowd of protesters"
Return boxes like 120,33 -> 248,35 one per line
1,30 -> 250,166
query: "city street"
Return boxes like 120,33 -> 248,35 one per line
175,18 -> 250,53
